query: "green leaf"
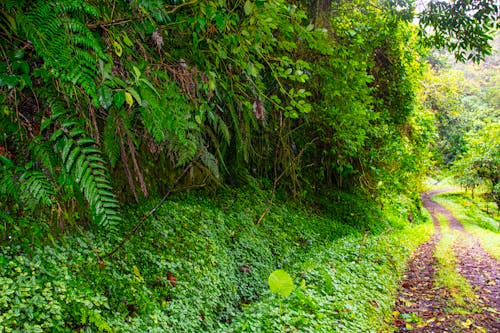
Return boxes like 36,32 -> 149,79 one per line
61,139 -> 74,162
113,90 -> 126,108
98,86 -> 113,109
268,269 -> 294,298
112,41 -> 123,57
125,91 -> 134,106
244,1 -> 253,15
195,115 -> 202,125
0,74 -> 19,88
12,60 -> 30,74
13,49 -> 25,59
19,74 -> 32,89
122,32 -> 133,47
126,88 -> 141,105
77,137 -> 96,146
65,146 -> 81,172
132,66 -> 141,80
139,78 -> 160,96
40,118 -> 52,132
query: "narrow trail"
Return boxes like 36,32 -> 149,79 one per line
393,189 -> 500,332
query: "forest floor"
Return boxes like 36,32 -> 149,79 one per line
393,189 -> 500,332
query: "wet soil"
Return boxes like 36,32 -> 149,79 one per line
393,189 -> 500,332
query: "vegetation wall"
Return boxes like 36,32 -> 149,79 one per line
0,0 -> 434,234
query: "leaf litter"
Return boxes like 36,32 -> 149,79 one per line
393,190 -> 499,332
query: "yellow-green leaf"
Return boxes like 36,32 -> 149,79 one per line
462,319 -> 473,328
268,269 -> 294,298
126,88 -> 141,105
132,66 -> 141,80
195,115 -> 202,125
125,92 -> 134,106
113,41 -> 122,57
122,32 -> 133,47
244,1 -> 253,15
133,265 -> 144,282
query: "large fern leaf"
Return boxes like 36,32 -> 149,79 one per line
20,0 -> 106,101
200,149 -> 220,180
19,170 -> 54,209
29,137 -> 56,175
0,156 -> 17,201
51,122 -> 121,229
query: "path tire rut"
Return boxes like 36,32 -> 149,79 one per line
393,189 -> 500,332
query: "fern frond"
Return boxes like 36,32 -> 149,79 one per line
204,107 -> 230,175
51,121 -> 121,230
29,137 -> 56,175
21,0 -> 106,100
19,171 -> 54,209
1,156 -> 54,211
57,0 -> 99,16
207,108 -> 231,145
200,149 -> 220,180
1,0 -> 26,11
0,157 -> 17,201
175,138 -> 198,167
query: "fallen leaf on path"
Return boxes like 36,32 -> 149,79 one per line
462,318 -> 473,328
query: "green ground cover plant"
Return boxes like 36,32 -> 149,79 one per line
0,188 -> 431,332
227,223 -> 432,332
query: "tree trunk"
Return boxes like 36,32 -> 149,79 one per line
313,0 -> 332,28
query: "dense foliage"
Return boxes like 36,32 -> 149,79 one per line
0,0 -> 437,234
421,41 -> 499,208
0,0 -> 497,331
454,123 -> 500,208
421,50 -> 499,167
418,0 -> 498,63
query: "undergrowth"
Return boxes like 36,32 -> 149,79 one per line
225,223 -> 432,332
0,188 -> 430,332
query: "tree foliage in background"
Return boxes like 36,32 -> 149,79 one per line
419,0 -> 498,63
421,47 -> 499,167
454,123 -> 500,208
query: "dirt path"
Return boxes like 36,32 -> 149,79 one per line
393,189 -> 500,332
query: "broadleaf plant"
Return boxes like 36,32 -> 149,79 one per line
268,269 -> 294,298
